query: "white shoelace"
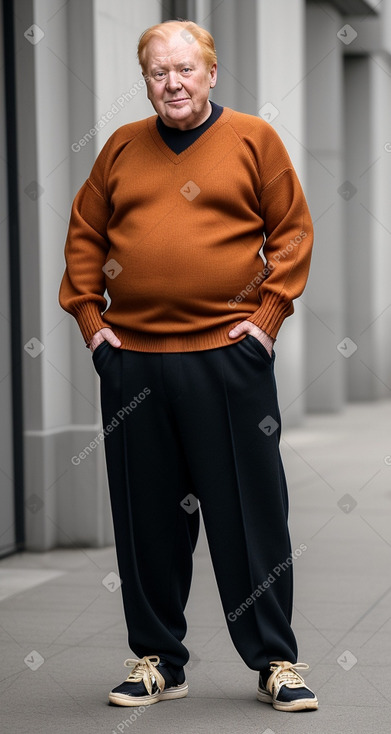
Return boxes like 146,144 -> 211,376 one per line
123,655 -> 166,695
266,661 -> 310,695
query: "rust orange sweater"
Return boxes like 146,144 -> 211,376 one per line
59,106 -> 313,351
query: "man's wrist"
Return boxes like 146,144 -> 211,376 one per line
256,328 -> 275,345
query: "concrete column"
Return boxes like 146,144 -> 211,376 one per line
344,53 -> 391,399
193,0 -> 212,27
339,5 -> 391,399
15,0 -> 161,550
0,1 -> 16,556
209,0 -> 258,114
255,0 -> 308,427
304,3 -> 346,413
368,54 -> 391,397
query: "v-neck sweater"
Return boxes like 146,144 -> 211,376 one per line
59,106 -> 313,351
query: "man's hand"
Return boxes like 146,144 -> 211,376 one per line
228,321 -> 275,356
89,328 -> 121,352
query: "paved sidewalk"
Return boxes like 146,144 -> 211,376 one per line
1,400 -> 391,734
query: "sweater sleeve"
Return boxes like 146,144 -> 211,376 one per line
246,128 -> 314,340
58,150 -> 113,345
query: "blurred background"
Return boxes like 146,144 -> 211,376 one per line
1,0 -> 390,554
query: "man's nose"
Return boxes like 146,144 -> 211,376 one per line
165,71 -> 182,90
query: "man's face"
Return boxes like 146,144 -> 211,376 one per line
143,32 -> 217,130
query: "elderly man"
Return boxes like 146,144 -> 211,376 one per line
59,19 -> 318,713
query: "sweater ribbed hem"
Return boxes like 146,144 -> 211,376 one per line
246,293 -> 294,340
71,301 -> 110,344
70,297 -> 293,350
105,322 -> 248,353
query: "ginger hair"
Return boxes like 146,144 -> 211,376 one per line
137,20 -> 217,72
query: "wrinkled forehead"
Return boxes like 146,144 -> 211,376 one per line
144,33 -> 204,69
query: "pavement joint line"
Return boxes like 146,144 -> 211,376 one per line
293,604 -> 335,647
46,670 -> 105,728
47,593 -> 101,647
308,583 -> 391,674
281,436 -> 336,492
356,668 -> 391,706
360,612 -> 391,649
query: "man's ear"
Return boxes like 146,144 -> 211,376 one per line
209,63 -> 217,88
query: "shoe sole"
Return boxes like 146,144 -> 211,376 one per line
109,681 -> 189,707
257,687 -> 318,711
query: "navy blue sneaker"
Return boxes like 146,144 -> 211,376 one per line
109,655 -> 188,707
257,661 -> 318,711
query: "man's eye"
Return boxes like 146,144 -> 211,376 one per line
182,67 -> 191,73
155,72 -> 166,79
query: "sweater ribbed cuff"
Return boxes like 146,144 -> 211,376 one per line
71,301 -> 109,345
246,292 -> 294,340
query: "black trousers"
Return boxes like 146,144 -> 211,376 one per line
92,334 -> 298,671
